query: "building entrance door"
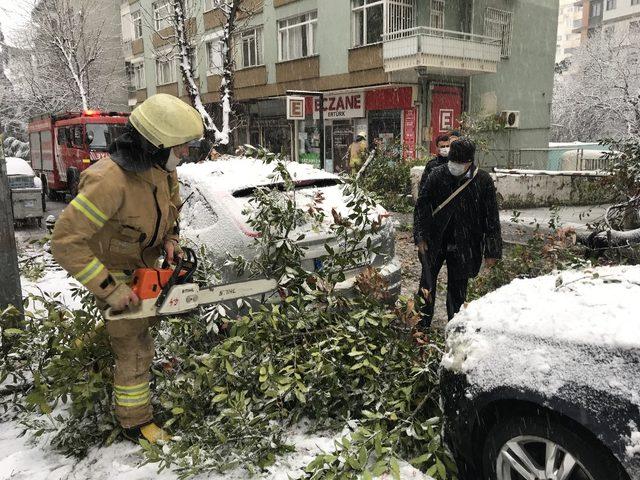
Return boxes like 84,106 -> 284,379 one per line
332,121 -> 353,173
430,85 -> 463,154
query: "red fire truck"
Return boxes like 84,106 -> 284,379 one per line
28,110 -> 129,200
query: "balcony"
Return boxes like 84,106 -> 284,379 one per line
382,27 -> 502,76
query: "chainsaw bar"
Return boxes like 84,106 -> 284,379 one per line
105,278 -> 277,321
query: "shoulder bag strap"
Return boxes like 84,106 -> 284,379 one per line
432,167 -> 478,217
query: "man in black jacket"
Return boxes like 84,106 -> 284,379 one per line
414,134 -> 453,247
415,138 -> 502,328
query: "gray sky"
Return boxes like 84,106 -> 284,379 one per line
0,0 -> 35,45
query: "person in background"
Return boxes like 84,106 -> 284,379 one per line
348,131 -> 368,173
414,138 -> 502,329
413,134 -> 450,320
448,130 -> 461,143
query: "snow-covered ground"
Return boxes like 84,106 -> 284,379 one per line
0,419 -> 429,480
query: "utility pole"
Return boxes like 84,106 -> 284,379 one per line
0,134 -> 23,317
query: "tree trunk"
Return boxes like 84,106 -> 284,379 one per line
578,227 -> 640,250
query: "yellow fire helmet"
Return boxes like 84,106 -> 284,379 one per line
129,94 -> 204,149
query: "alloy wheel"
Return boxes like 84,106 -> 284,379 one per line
496,435 -> 596,480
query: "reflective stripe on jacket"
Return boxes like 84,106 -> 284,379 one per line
51,157 -> 181,299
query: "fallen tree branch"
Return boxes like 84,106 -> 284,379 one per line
355,150 -> 377,181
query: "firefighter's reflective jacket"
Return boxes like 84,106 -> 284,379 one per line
51,157 -> 181,300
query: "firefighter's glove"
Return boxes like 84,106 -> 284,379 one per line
103,283 -> 140,312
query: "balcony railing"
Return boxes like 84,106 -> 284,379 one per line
382,26 -> 503,75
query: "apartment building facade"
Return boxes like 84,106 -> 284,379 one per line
121,0 -> 558,171
581,0 -> 640,39
556,0 -> 583,61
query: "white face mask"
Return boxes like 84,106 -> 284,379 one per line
438,147 -> 450,157
165,148 -> 186,171
447,161 -> 471,177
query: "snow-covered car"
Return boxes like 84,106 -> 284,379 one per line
5,156 -> 45,226
176,157 -> 401,298
440,266 -> 640,480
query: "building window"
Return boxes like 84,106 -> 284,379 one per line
590,1 -> 602,17
156,56 -> 176,85
605,0 -> 616,10
237,27 -> 263,68
206,33 -> 224,75
430,0 -> 444,29
188,47 -> 198,78
278,11 -> 317,61
352,0 -> 383,47
153,0 -> 172,31
484,8 -> 513,58
132,10 -> 143,39
633,0 -> 640,6
132,61 -> 145,89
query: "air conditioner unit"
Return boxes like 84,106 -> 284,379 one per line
500,110 -> 520,129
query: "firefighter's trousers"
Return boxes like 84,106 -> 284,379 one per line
105,316 -> 159,429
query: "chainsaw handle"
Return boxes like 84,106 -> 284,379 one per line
103,299 -> 157,321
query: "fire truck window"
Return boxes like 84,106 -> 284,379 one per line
65,128 -> 73,147
73,126 -> 84,148
85,124 -> 128,150
57,128 -> 66,145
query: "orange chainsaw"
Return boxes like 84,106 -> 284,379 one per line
104,247 -> 277,321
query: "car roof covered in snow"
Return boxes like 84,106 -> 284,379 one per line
177,156 -> 338,194
445,265 -> 640,351
5,157 -> 35,177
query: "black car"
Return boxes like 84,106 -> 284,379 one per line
439,267 -> 640,480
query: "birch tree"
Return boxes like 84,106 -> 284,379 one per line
6,0 -> 126,120
153,0 -> 248,146
552,29 -> 640,142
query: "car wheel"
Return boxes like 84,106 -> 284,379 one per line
482,413 -> 628,480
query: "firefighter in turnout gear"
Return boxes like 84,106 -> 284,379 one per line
51,94 -> 204,443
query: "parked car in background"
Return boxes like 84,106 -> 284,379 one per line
6,157 -> 45,227
440,265 -> 640,480
176,157 -> 401,299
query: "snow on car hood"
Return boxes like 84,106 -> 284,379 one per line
178,156 -> 337,195
5,157 -> 35,177
442,265 -> 640,408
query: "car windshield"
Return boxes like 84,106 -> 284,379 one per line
85,123 -> 127,150
232,178 -> 342,198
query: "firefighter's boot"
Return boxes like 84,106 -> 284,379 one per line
123,421 -> 171,444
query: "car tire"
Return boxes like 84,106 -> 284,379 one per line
482,413 -> 628,480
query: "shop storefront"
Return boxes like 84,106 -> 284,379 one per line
298,85 -> 418,172
233,86 -> 419,172
234,99 -> 293,159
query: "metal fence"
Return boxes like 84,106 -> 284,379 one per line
478,148 -> 614,172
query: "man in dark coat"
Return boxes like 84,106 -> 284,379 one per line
415,138 -> 502,328
414,134 -> 450,246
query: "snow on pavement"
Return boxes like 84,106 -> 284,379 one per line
0,419 -> 431,480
